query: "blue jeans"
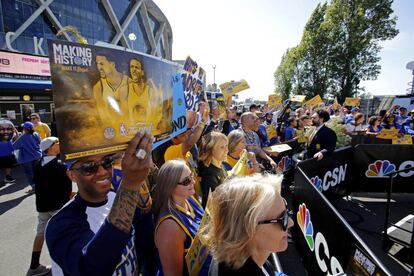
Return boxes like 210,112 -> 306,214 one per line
21,160 -> 38,188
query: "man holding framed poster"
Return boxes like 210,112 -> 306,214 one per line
47,40 -> 186,161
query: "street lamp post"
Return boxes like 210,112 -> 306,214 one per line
212,65 -> 216,85
128,33 -> 137,52
406,61 -> 414,95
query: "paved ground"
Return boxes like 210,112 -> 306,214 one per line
0,166 -> 75,275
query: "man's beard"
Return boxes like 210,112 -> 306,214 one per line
266,119 -> 272,124
312,120 -> 320,127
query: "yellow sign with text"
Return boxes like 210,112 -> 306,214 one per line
185,207 -> 210,275
219,79 -> 249,98
290,95 -> 306,103
343,97 -> 360,107
332,97 -> 341,109
392,135 -> 413,145
268,94 -> 282,107
377,128 -> 399,140
304,95 -> 323,109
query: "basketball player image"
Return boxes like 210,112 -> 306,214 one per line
128,58 -> 149,125
93,53 -> 129,129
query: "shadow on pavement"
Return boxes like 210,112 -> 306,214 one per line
0,179 -> 29,197
0,193 -> 33,216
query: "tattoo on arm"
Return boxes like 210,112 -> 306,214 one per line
107,186 -> 139,233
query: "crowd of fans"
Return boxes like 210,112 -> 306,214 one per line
1,99 -> 413,276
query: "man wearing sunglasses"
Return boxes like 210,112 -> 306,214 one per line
30,113 -> 51,140
45,130 -> 153,276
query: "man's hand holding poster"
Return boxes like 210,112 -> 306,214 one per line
48,40 -> 187,160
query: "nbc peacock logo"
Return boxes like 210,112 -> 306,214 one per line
310,176 -> 322,191
365,160 -> 396,178
297,203 -> 314,251
277,156 -> 292,173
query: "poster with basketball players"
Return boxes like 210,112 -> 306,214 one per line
48,40 -> 186,160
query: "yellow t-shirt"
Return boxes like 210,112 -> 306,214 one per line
164,143 -> 191,161
224,155 -> 253,176
34,123 -> 51,140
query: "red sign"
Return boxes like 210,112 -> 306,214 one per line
0,51 -> 50,76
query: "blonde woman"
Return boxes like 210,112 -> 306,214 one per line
198,132 -> 228,208
204,174 -> 293,275
223,130 -> 261,175
153,160 -> 211,276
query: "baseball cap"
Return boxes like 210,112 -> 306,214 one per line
21,121 -> 34,130
40,136 -> 59,152
351,107 -> 360,113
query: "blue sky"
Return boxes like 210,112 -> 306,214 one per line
154,0 -> 414,101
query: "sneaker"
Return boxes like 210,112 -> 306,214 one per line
26,264 -> 51,276
4,175 -> 16,183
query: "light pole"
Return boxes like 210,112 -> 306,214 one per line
212,65 -> 216,85
128,33 -> 137,52
406,61 -> 414,95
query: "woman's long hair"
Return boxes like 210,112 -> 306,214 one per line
152,159 -> 187,222
199,132 -> 228,167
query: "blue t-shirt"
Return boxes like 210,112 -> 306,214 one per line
285,127 -> 296,141
345,115 -> 353,124
368,125 -> 383,133
396,115 -> 408,126
0,141 -> 14,157
12,133 -> 41,163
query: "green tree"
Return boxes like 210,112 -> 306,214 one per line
274,0 -> 399,103
299,3 -> 332,100
274,49 -> 294,100
274,46 -> 304,99
325,0 -> 398,102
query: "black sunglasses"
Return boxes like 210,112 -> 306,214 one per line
258,198 -> 291,231
177,173 -> 194,186
71,156 -> 115,176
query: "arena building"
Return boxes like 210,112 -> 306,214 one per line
0,0 -> 172,125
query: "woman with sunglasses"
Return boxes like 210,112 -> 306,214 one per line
381,113 -> 404,137
153,160 -> 211,276
204,174 -> 293,275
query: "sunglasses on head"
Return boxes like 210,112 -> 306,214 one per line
71,155 -> 115,176
258,198 -> 291,231
177,173 -> 194,186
